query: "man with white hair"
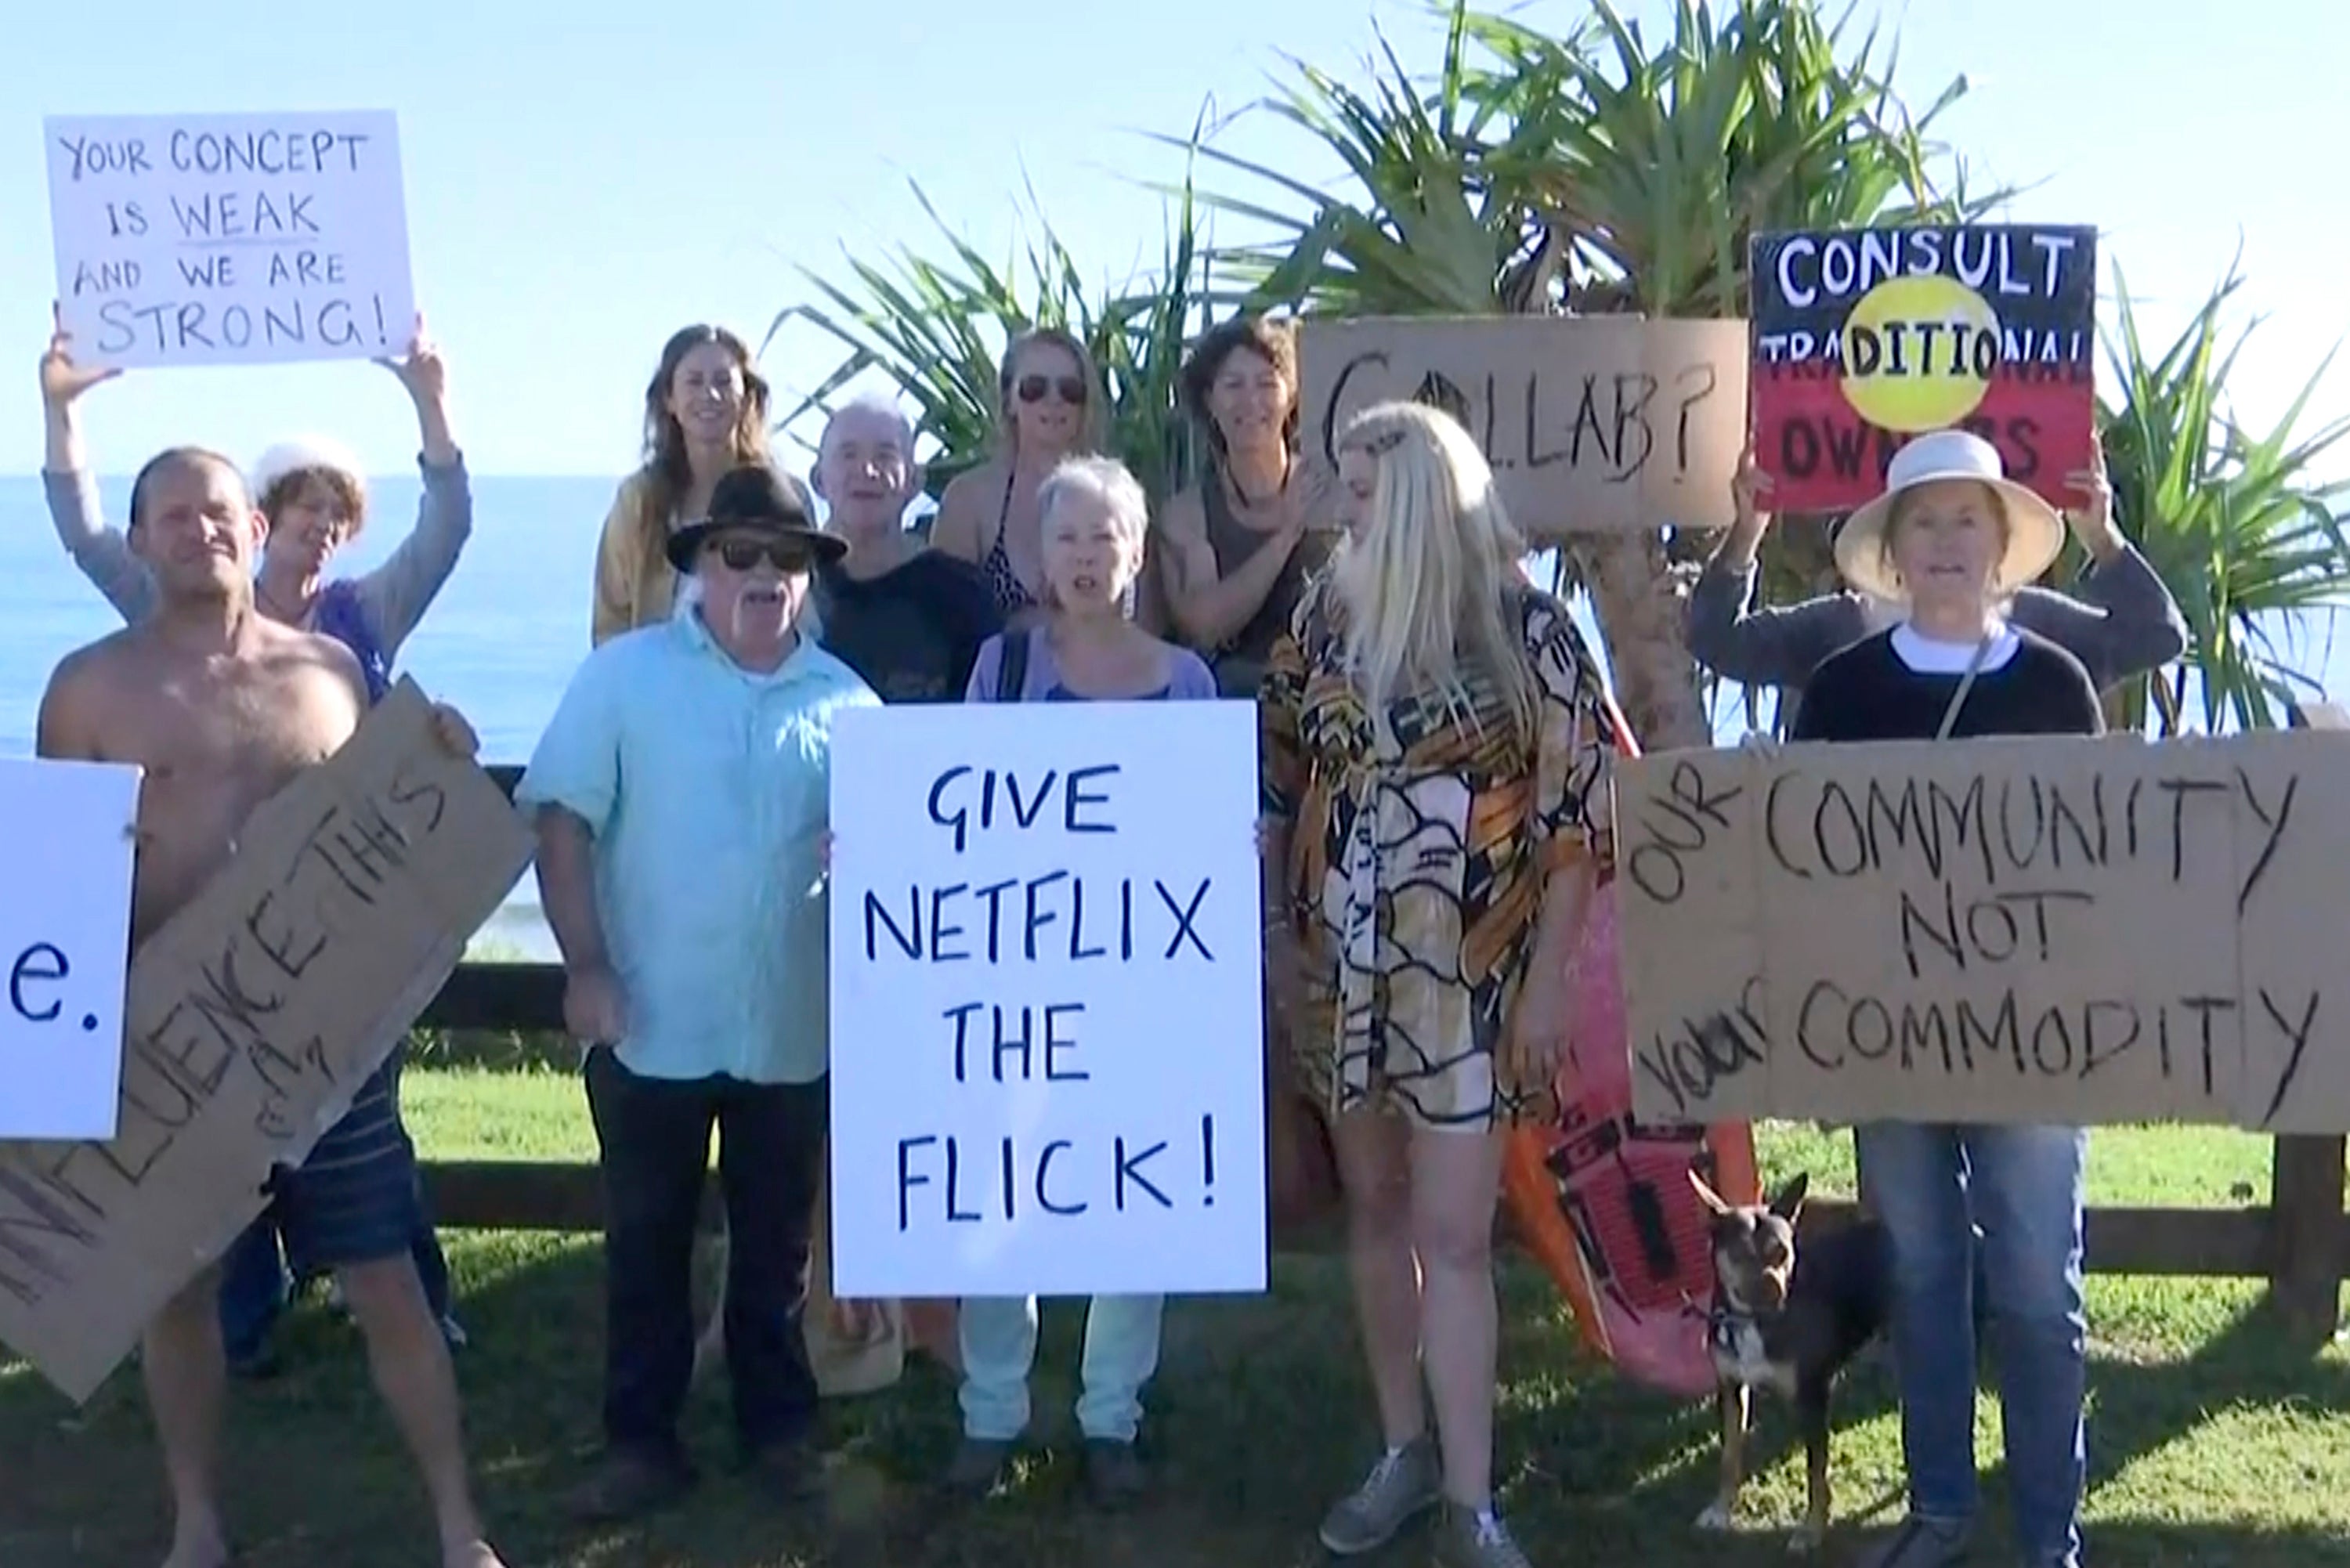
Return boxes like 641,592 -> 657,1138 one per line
808,392 -> 1001,702
686,394 -> 996,1396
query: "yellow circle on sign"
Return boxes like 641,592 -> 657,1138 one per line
1838,274 -> 2002,432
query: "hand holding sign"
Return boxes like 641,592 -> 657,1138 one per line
2066,444 -> 2118,559
374,312 -> 445,406
39,302 -> 122,408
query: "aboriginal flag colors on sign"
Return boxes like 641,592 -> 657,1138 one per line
1748,224 -> 2099,513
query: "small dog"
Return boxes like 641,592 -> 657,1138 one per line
1690,1170 -> 1889,1553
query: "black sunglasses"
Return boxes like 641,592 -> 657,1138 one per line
1015,373 -> 1088,406
710,536 -> 813,572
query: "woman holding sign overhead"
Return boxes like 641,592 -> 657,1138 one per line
34,302 -> 472,1380
943,453 -> 1213,1511
1259,401 -> 1618,1568
1788,428 -> 2101,1568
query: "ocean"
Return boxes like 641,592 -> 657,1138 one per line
4,472 -> 2340,963
0,471 -> 607,960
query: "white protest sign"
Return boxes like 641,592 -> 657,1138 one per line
45,111 -> 415,369
0,760 -> 141,1139
828,700 -> 1267,1299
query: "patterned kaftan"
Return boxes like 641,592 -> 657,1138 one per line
1260,579 -> 1618,1130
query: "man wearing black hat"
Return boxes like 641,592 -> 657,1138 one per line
517,464 -> 877,1519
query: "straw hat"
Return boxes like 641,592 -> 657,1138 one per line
1832,428 -> 2066,603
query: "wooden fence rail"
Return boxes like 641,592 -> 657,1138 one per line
418,767 -> 2348,1346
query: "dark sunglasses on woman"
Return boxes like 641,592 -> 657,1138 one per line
1015,373 -> 1088,406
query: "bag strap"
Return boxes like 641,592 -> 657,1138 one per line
992,627 -> 1031,702
1933,634 -> 1997,742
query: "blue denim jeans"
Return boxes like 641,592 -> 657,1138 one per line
958,1293 -> 1166,1443
1855,1121 -> 2088,1566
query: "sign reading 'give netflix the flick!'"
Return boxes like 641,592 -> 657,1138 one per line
44,110 -> 416,370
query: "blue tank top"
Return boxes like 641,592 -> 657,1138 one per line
312,581 -> 392,704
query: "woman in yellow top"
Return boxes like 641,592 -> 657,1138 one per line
1260,402 -> 1618,1568
589,323 -> 812,645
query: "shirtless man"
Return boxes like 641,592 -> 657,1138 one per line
34,446 -> 503,1568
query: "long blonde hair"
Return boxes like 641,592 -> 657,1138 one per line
1329,401 -> 1538,742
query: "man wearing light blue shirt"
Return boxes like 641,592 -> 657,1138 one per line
516,465 -> 877,1522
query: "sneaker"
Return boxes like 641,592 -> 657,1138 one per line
1082,1439 -> 1147,1508
942,1436 -> 1014,1498
439,1313 -> 468,1351
1318,1433 -> 1441,1555
1859,1516 -> 1973,1567
1431,1501 -> 1535,1568
565,1451 -> 694,1524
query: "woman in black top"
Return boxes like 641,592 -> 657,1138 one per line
1156,316 -> 1343,699
1792,429 -> 2095,1568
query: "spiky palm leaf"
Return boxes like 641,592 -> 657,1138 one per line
1179,0 -> 1983,747
2081,260 -> 2350,733
766,162 -> 1218,508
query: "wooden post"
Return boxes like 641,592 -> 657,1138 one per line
2269,703 -> 2349,1344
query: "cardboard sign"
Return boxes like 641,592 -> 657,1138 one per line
827,700 -> 1267,1299
0,681 -> 530,1401
1616,732 -> 2350,1132
1748,224 -> 2098,513
45,110 -> 415,369
0,761 -> 142,1139
1296,316 -> 1748,537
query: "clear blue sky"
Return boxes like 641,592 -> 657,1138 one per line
5,0 -> 2342,482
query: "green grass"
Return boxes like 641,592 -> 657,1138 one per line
4,1069 -> 2346,1566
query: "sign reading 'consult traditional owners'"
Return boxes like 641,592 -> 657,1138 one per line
1615,732 -> 2350,1133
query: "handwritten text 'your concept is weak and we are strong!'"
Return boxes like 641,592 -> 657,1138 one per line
1622,750 -> 2318,1125
859,761 -> 1227,1234
55,123 -> 394,358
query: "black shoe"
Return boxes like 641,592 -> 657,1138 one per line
566,1451 -> 694,1523
942,1436 -> 1013,1499
1082,1439 -> 1146,1508
745,1439 -> 825,1502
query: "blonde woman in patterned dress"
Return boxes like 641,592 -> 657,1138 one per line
1259,402 -> 1618,1568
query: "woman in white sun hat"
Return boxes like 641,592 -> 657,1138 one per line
1791,427 -> 2099,1568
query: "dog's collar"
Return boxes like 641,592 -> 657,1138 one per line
1708,1295 -> 1776,1352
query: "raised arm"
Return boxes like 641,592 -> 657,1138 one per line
1685,450 -> 1867,689
38,307 -> 153,624
2006,453 -> 2188,691
352,323 -> 473,657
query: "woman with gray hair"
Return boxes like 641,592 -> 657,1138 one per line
946,453 -> 1213,1509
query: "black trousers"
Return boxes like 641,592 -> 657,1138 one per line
584,1046 -> 827,1461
